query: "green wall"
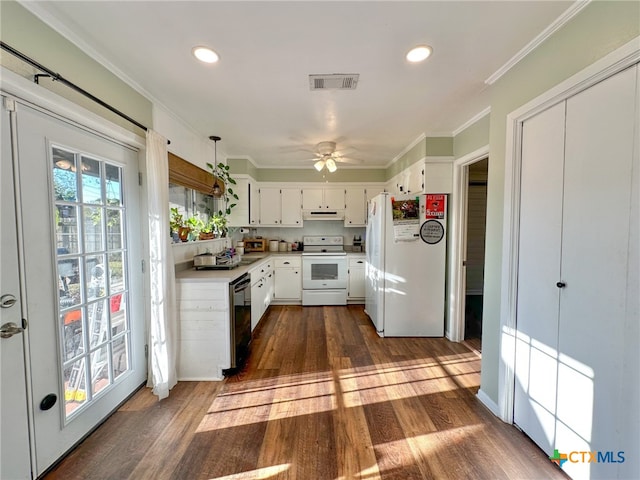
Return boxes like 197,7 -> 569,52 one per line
0,1 -> 152,135
454,114 -> 490,158
480,0 -> 640,404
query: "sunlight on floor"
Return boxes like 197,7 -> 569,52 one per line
208,463 -> 290,479
196,352 -> 480,433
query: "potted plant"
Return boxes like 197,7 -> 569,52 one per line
199,217 -> 215,240
170,207 -> 188,242
210,214 -> 228,237
185,214 -> 204,241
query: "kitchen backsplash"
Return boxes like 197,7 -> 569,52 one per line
230,220 -> 366,249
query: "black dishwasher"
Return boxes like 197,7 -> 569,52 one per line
223,273 -> 252,376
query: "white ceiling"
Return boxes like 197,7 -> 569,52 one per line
24,1 -> 574,169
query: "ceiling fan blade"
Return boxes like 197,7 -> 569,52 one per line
334,156 -> 364,164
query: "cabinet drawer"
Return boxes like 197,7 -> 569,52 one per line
274,256 -> 301,268
348,256 -> 366,267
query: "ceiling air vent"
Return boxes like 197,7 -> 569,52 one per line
309,74 -> 359,90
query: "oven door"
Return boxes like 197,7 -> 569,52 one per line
302,255 -> 347,289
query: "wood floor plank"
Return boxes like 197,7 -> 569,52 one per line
44,305 -> 566,480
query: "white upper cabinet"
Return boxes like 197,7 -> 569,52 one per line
302,187 -> 345,210
249,181 -> 259,225
258,187 -> 302,227
258,187 -> 281,225
344,187 -> 366,226
406,161 -> 424,194
280,188 -> 302,226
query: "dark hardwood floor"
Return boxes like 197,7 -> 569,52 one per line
44,305 -> 565,479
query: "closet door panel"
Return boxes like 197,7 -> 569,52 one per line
557,65 -> 637,479
513,101 -> 566,454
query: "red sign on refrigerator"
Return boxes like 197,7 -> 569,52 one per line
425,194 -> 446,219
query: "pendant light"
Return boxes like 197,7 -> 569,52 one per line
209,135 -> 223,197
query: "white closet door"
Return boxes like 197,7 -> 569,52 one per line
514,101 -> 566,455
556,65 -> 638,480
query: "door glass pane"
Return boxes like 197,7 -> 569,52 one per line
86,255 -> 106,301
112,333 -> 129,381
64,359 -> 87,415
55,205 -> 79,254
58,258 -> 81,309
106,208 -> 123,249
83,206 -> 103,253
62,309 -> 84,362
52,148 -> 78,201
90,345 -> 110,397
105,164 -> 122,206
51,145 -> 131,419
108,252 -> 125,293
81,157 -> 103,205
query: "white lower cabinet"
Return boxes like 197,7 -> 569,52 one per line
347,255 -> 366,302
250,258 -> 274,330
274,256 -> 301,301
176,279 -> 230,380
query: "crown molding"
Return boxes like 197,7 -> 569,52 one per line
452,107 -> 491,137
485,0 -> 591,85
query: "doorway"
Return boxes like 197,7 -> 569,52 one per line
463,159 -> 488,349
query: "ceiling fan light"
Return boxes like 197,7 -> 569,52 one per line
314,159 -> 326,171
406,45 -> 432,63
326,158 -> 337,172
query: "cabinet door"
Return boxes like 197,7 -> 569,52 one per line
259,187 -> 281,225
274,268 -> 301,300
324,187 -> 345,210
348,263 -> 366,299
407,162 -> 424,194
249,181 -> 259,225
251,280 -> 263,331
281,188 -> 302,226
302,188 -> 324,210
344,187 -> 366,226
265,268 -> 275,307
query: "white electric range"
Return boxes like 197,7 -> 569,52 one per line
301,235 -> 347,306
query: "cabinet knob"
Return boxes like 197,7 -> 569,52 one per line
556,281 -> 566,288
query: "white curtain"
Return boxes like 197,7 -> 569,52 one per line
145,130 -> 177,399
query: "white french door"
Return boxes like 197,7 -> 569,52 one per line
11,100 -> 146,475
1,99 -> 32,479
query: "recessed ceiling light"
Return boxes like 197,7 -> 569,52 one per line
192,46 -> 219,64
406,45 -> 432,63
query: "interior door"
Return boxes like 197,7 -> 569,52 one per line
554,65 -> 638,480
514,101 -> 566,455
12,101 -> 146,475
514,65 -> 639,479
1,99 -> 32,479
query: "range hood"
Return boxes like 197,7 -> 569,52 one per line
303,210 -> 345,220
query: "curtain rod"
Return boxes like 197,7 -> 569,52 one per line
1,41 -> 170,144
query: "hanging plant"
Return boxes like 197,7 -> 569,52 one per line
206,162 -> 239,217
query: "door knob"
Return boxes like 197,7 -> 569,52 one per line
40,393 -> 57,411
0,322 -> 24,339
0,294 -> 17,308
556,282 -> 566,288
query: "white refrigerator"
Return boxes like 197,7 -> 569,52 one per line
365,192 -> 447,337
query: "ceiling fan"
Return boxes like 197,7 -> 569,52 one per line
307,141 -> 363,172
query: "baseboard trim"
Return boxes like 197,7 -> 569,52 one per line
476,389 -> 500,418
